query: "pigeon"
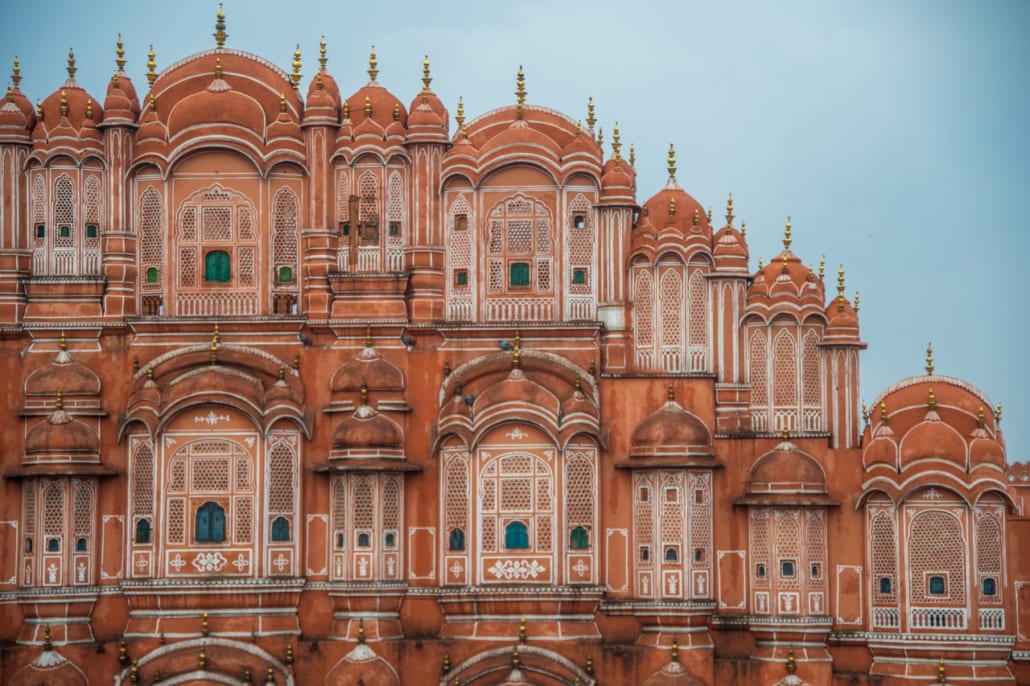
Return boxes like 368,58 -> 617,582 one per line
463,394 -> 475,406
298,332 -> 313,347
400,333 -> 416,348
498,339 -> 514,351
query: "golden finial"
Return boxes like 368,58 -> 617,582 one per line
455,96 -> 465,131
319,36 -> 328,72
278,364 -> 285,381
783,216 -> 792,250
586,96 -> 596,133
693,208 -> 700,227
59,90 -> 68,117
266,665 -> 275,684
112,71 -> 119,88
360,381 -> 369,405
781,253 -> 789,275
393,102 -> 400,121
938,656 -> 946,684
214,3 -> 228,49
198,646 -> 207,670
285,642 -> 294,666
862,400 -> 869,425
668,197 -> 676,216
786,646 -> 796,675
995,402 -> 1002,424
575,376 -> 582,391
291,44 -> 302,90
928,386 -> 936,411
585,655 -> 594,675
213,322 -> 220,345
214,56 -> 223,80
365,325 -> 373,346
422,54 -> 432,93
294,352 -> 300,370
12,56 -> 21,89
67,48 -> 77,79
443,361 -> 451,377
342,100 -> 350,119
512,645 -> 520,669
279,92 -> 286,113
725,193 -> 734,225
116,34 -> 126,72
316,69 -> 323,90
782,420 -> 790,442
85,98 -> 93,119
442,652 -> 451,674
132,357 -> 139,374
130,659 -> 139,683
807,267 -> 814,283
60,329 -> 67,351
368,45 -> 378,81
147,366 -> 154,382
667,383 -> 675,402
364,95 -> 372,117
671,636 -> 679,662
201,610 -> 209,637
880,401 -> 889,426
597,126 -> 603,148
357,617 -> 366,643
819,255 -> 825,280
519,614 -> 527,643
43,624 -> 52,650
514,65 -> 526,116
118,638 -> 130,665
758,257 -> 764,270
147,45 -> 157,86
629,142 -> 635,166
925,342 -> 934,375
148,93 -> 156,112
243,665 -> 251,682
853,291 -> 860,313
837,264 -> 846,313
667,143 -> 676,178
977,405 -> 985,429
741,220 -> 747,236
612,121 -> 621,160
589,358 -> 596,377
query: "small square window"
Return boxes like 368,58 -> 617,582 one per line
572,268 -> 587,285
983,577 -> 997,596
509,262 -> 530,287
664,547 -> 679,563
357,532 -> 371,548
810,563 -> 821,578
781,560 -> 796,577
664,487 -> 679,503
694,548 -> 704,563
638,486 -> 650,503
336,533 -> 345,549
146,267 -> 159,284
341,222 -> 351,236
573,214 -> 586,229
879,576 -> 892,594
385,532 -> 396,547
757,564 -> 766,578
277,265 -> 294,283
76,537 -> 88,552
455,214 -> 469,231
640,545 -> 650,562
389,222 -> 400,236
455,270 -> 468,286
929,574 -> 946,595
59,225 -> 71,238
86,224 -> 98,238
36,224 -> 45,238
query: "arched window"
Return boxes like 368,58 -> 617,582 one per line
47,538 -> 60,552
983,577 -> 997,596
76,537 -> 87,552
135,518 -> 152,544
357,532 -> 371,547
271,516 -> 291,542
449,528 -> 465,551
505,521 -> 529,550
665,547 -> 679,563
204,250 -> 231,283
195,501 -> 226,543
569,526 -> 589,550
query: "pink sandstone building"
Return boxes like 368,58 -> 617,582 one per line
1,9 -> 1029,685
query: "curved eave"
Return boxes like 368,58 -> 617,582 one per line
6,462 -> 119,478
615,456 -> 725,470
313,457 -> 423,473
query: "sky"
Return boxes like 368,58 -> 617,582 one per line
2,0 -> 1028,462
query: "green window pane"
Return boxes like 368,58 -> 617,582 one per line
278,265 -> 293,282
509,262 -> 530,287
456,270 -> 468,286
59,225 -> 70,238
86,224 -> 98,238
204,250 -> 231,282
573,269 -> 586,285
146,267 -> 159,283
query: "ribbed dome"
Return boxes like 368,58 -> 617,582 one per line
600,156 -> 636,203
166,78 -> 266,140
102,72 -> 139,124
40,78 -> 103,134
0,86 -> 36,139
25,409 -> 99,454
642,177 -> 710,240
630,397 -> 713,458
332,404 -> 403,450
25,352 -> 101,397
899,411 -> 966,470
475,369 -> 560,418
642,660 -> 707,686
9,648 -> 87,686
326,643 -> 398,686
345,81 -> 407,139
331,345 -> 404,392
747,440 -> 827,495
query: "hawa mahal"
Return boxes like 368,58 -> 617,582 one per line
1,8 -> 1029,685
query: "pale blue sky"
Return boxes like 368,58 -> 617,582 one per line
4,0 -> 1028,461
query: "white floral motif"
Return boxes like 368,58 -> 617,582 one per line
194,411 -> 230,426
488,559 -> 545,580
192,551 -> 228,573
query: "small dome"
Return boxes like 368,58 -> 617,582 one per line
969,432 -> 1005,470
747,440 -> 827,495
326,643 -> 398,686
332,404 -> 403,451
344,81 -> 407,138
331,346 -> 404,392
747,249 -> 823,308
102,73 -> 140,124
263,374 -> 298,407
642,660 -> 707,686
475,368 -> 560,418
25,353 -> 101,397
478,120 -> 562,167
560,129 -> 602,164
630,396 -> 713,458
266,107 -> 302,142
899,412 -> 966,470
166,80 -> 266,140
9,647 -> 87,686
712,225 -> 749,269
0,86 -> 36,139
560,384 -> 597,420
304,81 -> 340,126
25,410 -> 99,455
862,431 -> 898,470
40,79 -> 104,134
642,178 -> 710,240
600,157 -> 636,204
407,81 -> 449,141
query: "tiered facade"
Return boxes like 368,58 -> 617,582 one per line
2,13 -> 1029,685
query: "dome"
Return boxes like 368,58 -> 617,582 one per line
824,294 -> 859,341
331,345 -> 404,392
326,643 -> 398,686
166,77 -> 267,141
747,440 -> 827,495
560,383 -> 597,420
9,647 -> 87,686
102,72 -> 140,124
630,395 -> 713,458
25,409 -> 99,455
40,77 -> 104,135
712,225 -> 749,270
332,404 -> 404,451
478,120 -> 562,168
0,85 -> 36,139
304,74 -> 341,126
899,411 -> 967,470
344,61 -> 408,140
406,63 -> 449,141
560,128 -> 602,165
862,426 -> 898,470
25,352 -> 102,397
263,374 -> 299,407
747,249 -> 822,308
475,368 -> 560,419
265,106 -> 302,142
970,432 -> 1005,470
642,173 -> 711,241
642,660 -> 707,686
600,156 -> 636,204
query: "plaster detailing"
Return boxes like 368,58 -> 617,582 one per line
0,11 -> 1025,686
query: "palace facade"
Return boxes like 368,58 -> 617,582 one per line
1,11 -> 1029,686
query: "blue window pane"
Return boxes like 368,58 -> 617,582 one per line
665,547 -> 678,563
385,532 -> 395,547
757,564 -> 766,578
76,537 -> 87,552
505,521 -> 529,549
358,532 -> 370,547
25,537 -> 33,553
47,538 -> 59,552
271,516 -> 290,542
196,501 -> 226,543
781,560 -> 795,577
879,577 -> 892,594
983,577 -> 997,596
569,526 -> 589,550
449,528 -> 466,551
929,575 -> 946,595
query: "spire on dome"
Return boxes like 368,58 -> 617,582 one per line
214,56 -> 223,80
667,383 -> 675,402
85,98 -> 93,120
612,121 -> 621,160
995,402 -> 1002,424
515,65 -> 526,119
937,656 -> 947,685
783,216 -> 792,250
368,45 -> 378,81
511,644 -> 520,669
819,255 -> 825,280
780,253 -> 789,275
629,142 -> 635,166
5,86 -> 12,104
925,342 -> 934,375
148,93 -> 156,111
291,44 -> 302,90
741,220 -> 747,236
319,36 -> 327,72
880,401 -> 889,426
725,193 -> 734,226
59,89 -> 68,117
977,405 -> 985,429
597,126 -> 603,148
364,95 -> 371,117
360,381 -> 369,406
853,291 -> 860,313
786,646 -> 797,675
928,386 -> 936,411
586,96 -> 596,134
214,3 -> 228,49
455,96 -> 465,131
671,636 -> 679,662
707,206 -> 713,223
279,92 -> 286,113
837,264 -> 846,312
11,56 -> 21,89
862,400 -> 869,425
422,54 -> 432,93
146,45 -> 157,86
693,208 -> 699,226
67,48 -> 77,80
116,34 -> 126,72
667,143 -> 676,179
